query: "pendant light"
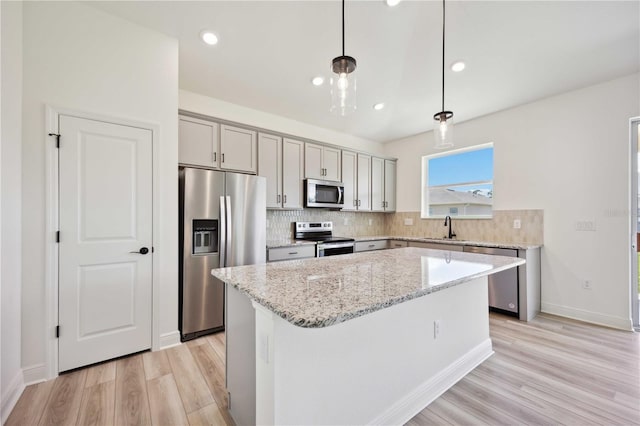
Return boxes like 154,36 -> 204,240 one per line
330,0 -> 357,116
433,0 -> 454,149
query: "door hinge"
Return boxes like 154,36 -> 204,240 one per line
56,231 -> 60,243
55,325 -> 60,338
48,133 -> 61,148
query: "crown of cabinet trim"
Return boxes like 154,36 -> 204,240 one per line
178,109 -> 397,162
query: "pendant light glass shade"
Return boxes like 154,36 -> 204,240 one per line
330,0 -> 357,115
434,111 -> 454,149
330,55 -> 357,116
434,0 -> 454,149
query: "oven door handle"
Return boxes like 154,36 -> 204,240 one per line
319,242 -> 354,250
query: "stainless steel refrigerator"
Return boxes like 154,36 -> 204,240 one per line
179,167 -> 266,341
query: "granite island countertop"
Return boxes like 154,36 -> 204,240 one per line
212,247 -> 525,328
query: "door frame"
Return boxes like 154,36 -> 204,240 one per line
44,105 -> 161,379
630,117 -> 639,331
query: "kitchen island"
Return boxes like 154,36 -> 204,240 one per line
212,247 -> 524,425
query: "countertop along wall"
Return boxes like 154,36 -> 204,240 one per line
384,73 -> 640,330
21,2 -> 179,381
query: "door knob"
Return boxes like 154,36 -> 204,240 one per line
130,247 -> 149,255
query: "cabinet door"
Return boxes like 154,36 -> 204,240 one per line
220,124 -> 257,173
304,142 -> 323,179
371,157 -> 385,212
341,151 -> 357,210
408,241 -> 464,252
384,160 -> 396,212
258,133 -> 282,209
357,154 -> 371,211
283,138 -> 304,209
179,117 -> 218,168
323,146 -> 342,182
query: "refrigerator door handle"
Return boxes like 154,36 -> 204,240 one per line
219,196 -> 226,267
225,195 -> 232,266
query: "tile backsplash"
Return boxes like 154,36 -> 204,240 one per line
267,210 -> 386,241
385,210 -> 544,245
267,209 -> 543,245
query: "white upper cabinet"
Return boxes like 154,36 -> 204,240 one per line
258,133 -> 282,209
220,124 -> 257,173
258,134 -> 304,210
342,151 -> 357,210
179,116 -> 219,168
384,160 -> 397,212
282,139 -> 304,209
357,154 -> 371,211
305,142 -> 341,182
371,157 -> 385,212
322,146 -> 342,182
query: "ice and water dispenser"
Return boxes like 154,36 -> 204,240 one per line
192,219 -> 218,255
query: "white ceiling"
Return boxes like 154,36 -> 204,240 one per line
89,1 -> 639,143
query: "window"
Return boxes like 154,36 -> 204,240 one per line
421,143 -> 494,218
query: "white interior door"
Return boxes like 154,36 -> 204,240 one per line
58,115 -> 153,372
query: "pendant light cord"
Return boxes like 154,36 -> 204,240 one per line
342,0 -> 346,56
441,0 -> 445,112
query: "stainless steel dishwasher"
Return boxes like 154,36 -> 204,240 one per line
463,246 -> 519,316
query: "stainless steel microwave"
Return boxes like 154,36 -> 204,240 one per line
304,179 -> 345,208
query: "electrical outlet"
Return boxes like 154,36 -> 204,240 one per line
434,320 -> 441,339
368,219 -> 373,226
343,218 -> 349,226
582,280 -> 593,290
404,218 -> 414,226
513,219 -> 521,229
576,220 -> 596,232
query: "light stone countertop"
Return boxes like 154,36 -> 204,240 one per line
212,247 -> 525,328
353,236 -> 541,250
265,239 -> 317,249
266,236 -> 541,250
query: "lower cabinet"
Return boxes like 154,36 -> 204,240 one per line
354,240 -> 389,252
408,241 -> 464,252
267,245 -> 316,262
388,240 -> 408,249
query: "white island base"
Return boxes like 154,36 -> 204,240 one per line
226,276 -> 493,425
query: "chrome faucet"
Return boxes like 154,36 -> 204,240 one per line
444,216 -> 456,239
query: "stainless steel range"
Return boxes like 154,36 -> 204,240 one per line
294,221 -> 355,256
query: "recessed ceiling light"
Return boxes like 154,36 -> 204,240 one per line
200,31 -> 218,46
373,103 -> 385,111
386,0 -> 401,6
450,61 -> 466,72
312,76 -> 325,86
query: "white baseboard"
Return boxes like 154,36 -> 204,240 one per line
159,330 -> 181,350
22,363 -> 47,386
542,302 -> 633,331
1,371 -> 25,424
369,338 -> 494,425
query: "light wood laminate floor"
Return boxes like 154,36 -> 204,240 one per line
6,313 -> 640,425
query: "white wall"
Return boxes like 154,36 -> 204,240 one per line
21,1 -> 179,378
180,90 -> 384,156
384,73 -> 640,329
1,0 -> 24,421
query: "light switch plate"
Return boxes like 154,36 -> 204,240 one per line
513,219 -> 521,229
